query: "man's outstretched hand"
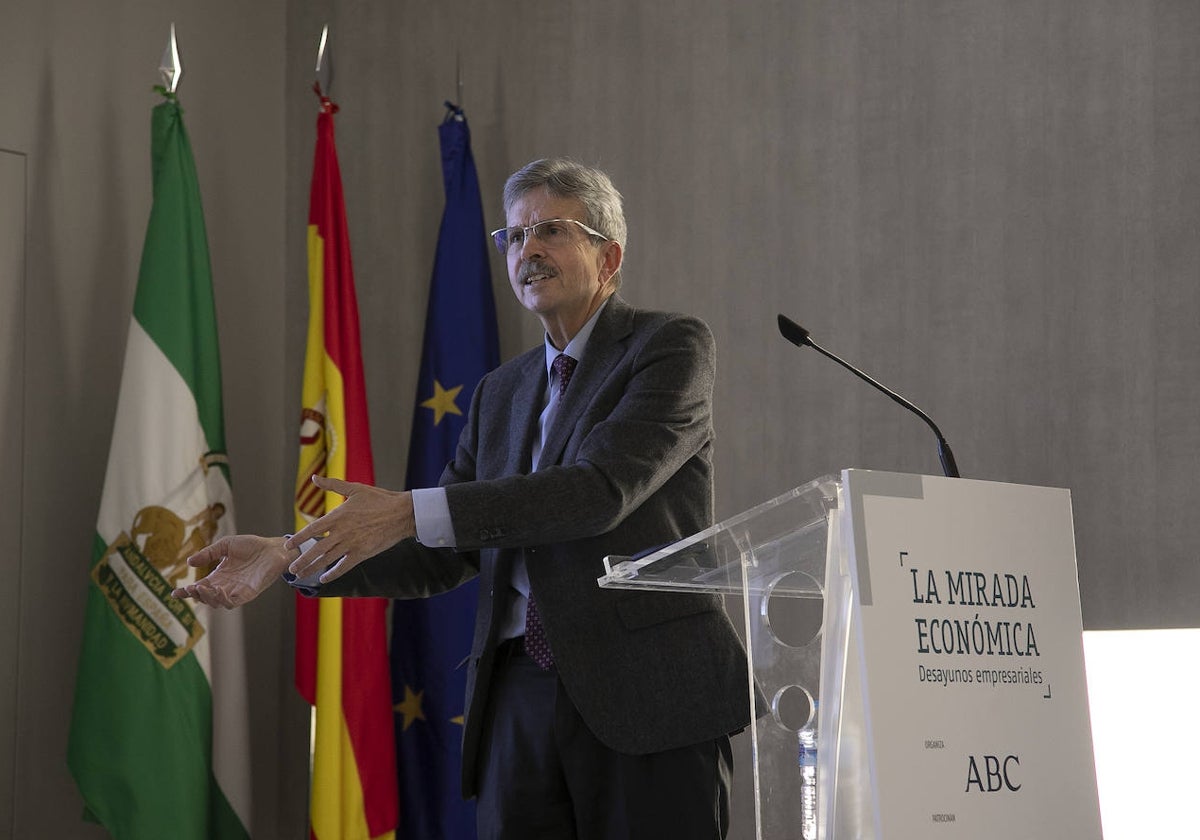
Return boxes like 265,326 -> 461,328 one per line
284,475 -> 416,585
172,476 -> 416,607
171,534 -> 291,609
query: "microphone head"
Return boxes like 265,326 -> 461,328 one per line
777,314 -> 811,348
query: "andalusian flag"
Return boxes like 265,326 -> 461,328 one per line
390,103 -> 498,839
67,94 -> 251,839
293,91 -> 399,840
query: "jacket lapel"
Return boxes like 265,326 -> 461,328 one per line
507,348 -> 547,475
537,296 -> 635,470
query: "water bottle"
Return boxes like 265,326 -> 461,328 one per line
798,718 -> 818,840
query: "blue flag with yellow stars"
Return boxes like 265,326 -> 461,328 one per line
390,103 -> 500,839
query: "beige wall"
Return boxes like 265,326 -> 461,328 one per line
3,0 -> 1199,837
1,1 -> 305,838
0,148 -> 27,836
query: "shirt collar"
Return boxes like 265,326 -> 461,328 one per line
543,298 -> 609,376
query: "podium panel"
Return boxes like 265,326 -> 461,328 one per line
599,470 -> 1102,840
602,475 -> 840,837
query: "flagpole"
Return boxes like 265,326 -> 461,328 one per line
456,49 -> 464,109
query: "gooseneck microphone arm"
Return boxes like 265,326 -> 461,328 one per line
777,314 -> 960,478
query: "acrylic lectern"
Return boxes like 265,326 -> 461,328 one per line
598,470 -> 1102,840
600,474 -> 844,839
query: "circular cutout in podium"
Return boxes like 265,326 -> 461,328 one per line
761,570 -> 824,648
770,684 -> 815,732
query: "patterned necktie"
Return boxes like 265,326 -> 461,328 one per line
551,353 -> 577,396
524,353 -> 577,669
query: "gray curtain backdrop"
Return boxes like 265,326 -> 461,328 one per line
5,0 -> 1197,837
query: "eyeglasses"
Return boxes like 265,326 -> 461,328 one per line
489,218 -> 609,255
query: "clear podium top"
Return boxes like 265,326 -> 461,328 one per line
598,474 -> 840,597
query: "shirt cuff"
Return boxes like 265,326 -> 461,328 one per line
281,536 -> 325,595
412,487 -> 456,548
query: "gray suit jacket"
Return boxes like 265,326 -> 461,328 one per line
319,296 -> 751,797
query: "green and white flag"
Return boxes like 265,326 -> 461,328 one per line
67,94 -> 251,839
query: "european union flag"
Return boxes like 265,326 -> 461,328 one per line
391,103 -> 499,839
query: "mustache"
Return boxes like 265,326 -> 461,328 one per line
517,261 -> 557,284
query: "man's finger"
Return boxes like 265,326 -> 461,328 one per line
288,508 -> 339,549
318,553 -> 353,584
288,522 -> 325,549
289,543 -> 331,579
186,541 -> 221,568
173,583 -> 214,606
311,474 -> 354,496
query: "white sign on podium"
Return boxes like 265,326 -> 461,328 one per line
834,469 -> 1102,838
600,470 -> 1103,840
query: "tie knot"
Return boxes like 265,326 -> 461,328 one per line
552,354 -> 577,396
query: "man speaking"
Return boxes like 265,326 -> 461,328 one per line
175,158 -> 752,839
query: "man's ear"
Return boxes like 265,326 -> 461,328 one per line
599,239 -> 623,284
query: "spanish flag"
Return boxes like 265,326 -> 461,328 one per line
294,88 -> 398,840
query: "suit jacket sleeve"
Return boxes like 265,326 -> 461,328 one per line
312,537 -> 479,599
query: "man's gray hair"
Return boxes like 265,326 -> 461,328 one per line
503,158 -> 627,286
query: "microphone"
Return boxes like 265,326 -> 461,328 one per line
777,314 -> 960,478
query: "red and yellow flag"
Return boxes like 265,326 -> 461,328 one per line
294,91 -> 398,840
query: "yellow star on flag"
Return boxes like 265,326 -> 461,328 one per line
420,379 -> 464,426
394,685 -> 427,732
